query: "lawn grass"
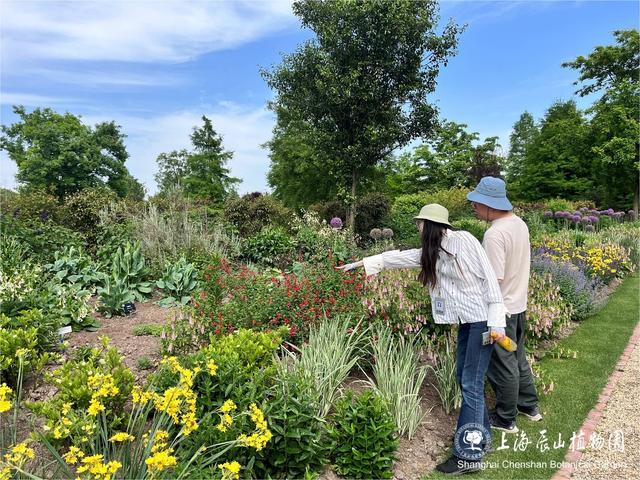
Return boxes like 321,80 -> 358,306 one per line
425,274 -> 639,479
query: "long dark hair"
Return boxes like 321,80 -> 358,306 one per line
417,220 -> 453,288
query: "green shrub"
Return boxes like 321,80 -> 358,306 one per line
355,192 -> 391,239
242,226 -> 295,268
254,367 -> 328,478
292,211 -> 359,265
26,338 -> 135,445
544,198 -> 576,213
136,356 -> 153,370
390,187 -> 472,245
451,217 -> 489,242
156,257 -> 200,307
0,216 -> 84,263
223,193 -> 293,237
61,187 -> 119,246
329,390 -> 398,479
2,189 -> 62,223
0,311 -> 57,384
308,199 -> 347,224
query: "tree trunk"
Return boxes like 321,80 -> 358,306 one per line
634,173 -> 639,217
347,168 -> 359,230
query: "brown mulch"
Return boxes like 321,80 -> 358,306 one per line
66,298 -> 175,381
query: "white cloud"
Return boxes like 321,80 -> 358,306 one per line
1,0 -> 296,67
0,91 -> 77,106
0,102 -> 276,195
80,103 -> 276,196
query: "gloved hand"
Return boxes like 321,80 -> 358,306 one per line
490,327 -> 506,344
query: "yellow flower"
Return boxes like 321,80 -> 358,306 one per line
219,461 -> 242,480
220,399 -> 237,414
63,446 -> 85,465
132,385 -> 153,405
88,398 -> 105,416
15,348 -> 29,358
0,384 -> 12,413
76,454 -> 121,480
0,466 -> 10,480
4,441 -> 35,464
61,402 -> 73,416
109,432 -> 135,442
154,430 -> 170,443
207,360 -> 218,376
145,448 -> 177,473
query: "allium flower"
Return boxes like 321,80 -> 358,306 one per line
570,215 -> 581,223
585,225 -> 595,232
381,228 -> 394,239
369,228 -> 382,240
627,210 -> 637,220
544,210 -> 553,218
553,211 -> 564,218
580,217 -> 591,223
329,217 -> 343,229
589,216 -> 599,223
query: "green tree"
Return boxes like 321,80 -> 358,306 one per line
405,121 -> 502,190
154,116 -> 240,203
262,0 -> 461,227
562,29 -> 639,97
563,29 -> 639,212
513,101 -> 591,201
506,112 -> 538,184
266,112 -> 339,209
154,149 -> 189,193
0,106 -> 138,199
588,80 -> 640,210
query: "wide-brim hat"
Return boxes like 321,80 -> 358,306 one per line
467,176 -> 513,211
414,203 -> 451,226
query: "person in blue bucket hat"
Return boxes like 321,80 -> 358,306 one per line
468,177 -> 543,435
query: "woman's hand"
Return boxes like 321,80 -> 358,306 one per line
490,327 -> 506,344
336,260 -> 363,272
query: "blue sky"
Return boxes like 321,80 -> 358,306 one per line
1,0 -> 637,195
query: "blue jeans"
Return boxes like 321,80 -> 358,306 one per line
454,321 -> 493,459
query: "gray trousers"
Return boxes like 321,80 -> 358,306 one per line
486,311 -> 539,422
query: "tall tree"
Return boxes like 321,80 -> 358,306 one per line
506,112 -> 538,183
262,0 -> 461,227
562,29 -> 639,97
266,110 -> 339,209
513,101 -> 591,201
563,29 -> 639,212
154,116 -> 240,203
0,106 -> 138,199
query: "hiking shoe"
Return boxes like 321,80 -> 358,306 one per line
518,406 -> 543,421
489,412 -> 519,433
435,455 -> 481,475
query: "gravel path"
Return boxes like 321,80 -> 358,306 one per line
571,338 -> 640,479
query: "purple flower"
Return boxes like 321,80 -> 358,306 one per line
579,207 -> 588,213
580,217 -> 591,224
590,216 -> 599,223
628,210 -> 638,220
330,217 -> 343,229
554,211 -> 564,218
570,214 -> 581,223
544,210 -> 553,218
573,211 -> 582,217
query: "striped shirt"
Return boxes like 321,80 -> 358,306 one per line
362,230 -> 506,327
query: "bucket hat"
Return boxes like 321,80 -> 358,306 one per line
467,176 -> 513,211
414,203 -> 451,226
